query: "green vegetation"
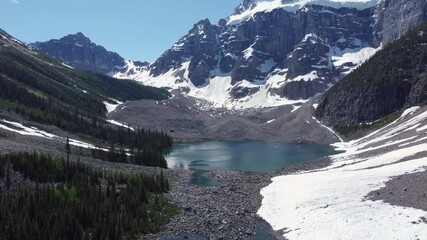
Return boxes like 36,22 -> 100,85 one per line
0,152 -> 179,240
327,22 -> 427,96
0,30 -> 173,168
317,22 -> 427,132
0,45 -> 169,114
335,111 -> 401,139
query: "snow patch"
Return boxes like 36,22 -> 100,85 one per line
266,119 -> 276,124
228,0 -> 381,25
332,46 -> 380,74
106,120 -> 135,131
259,107 -> 427,240
0,119 -> 109,152
61,62 -> 75,69
289,71 -> 319,82
104,99 -> 123,113
0,120 -> 56,139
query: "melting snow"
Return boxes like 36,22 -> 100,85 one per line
332,46 -> 380,74
61,62 -> 75,69
0,120 -> 56,139
266,119 -> 276,124
0,119 -> 109,152
289,71 -> 319,82
104,99 -> 123,113
259,107 -> 427,239
106,120 -> 135,131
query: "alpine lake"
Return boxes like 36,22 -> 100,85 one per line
163,141 -> 338,239
165,141 -> 338,187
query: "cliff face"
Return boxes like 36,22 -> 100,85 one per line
373,0 -> 427,45
316,22 -> 427,127
146,5 -> 375,101
32,33 -> 131,75
116,0 -> 426,109
34,0 -> 427,109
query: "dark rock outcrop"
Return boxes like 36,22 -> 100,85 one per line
32,33 -> 131,75
144,4 -> 378,100
316,22 -> 427,127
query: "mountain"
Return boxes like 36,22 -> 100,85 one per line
113,0 -> 426,109
34,0 -> 426,110
31,32 -> 149,75
0,27 -> 172,166
315,21 -> 427,134
0,27 -> 169,120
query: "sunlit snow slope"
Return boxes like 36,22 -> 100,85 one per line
228,0 -> 381,25
258,106 -> 427,239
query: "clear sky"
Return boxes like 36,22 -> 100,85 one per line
0,0 -> 242,62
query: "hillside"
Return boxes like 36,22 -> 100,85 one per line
0,28 -> 172,168
316,22 -> 427,135
0,28 -> 169,117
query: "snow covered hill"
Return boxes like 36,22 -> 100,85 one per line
258,106 -> 427,239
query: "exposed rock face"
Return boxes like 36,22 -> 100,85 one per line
316,22 -> 427,127
130,4 -> 380,104
373,0 -> 427,45
234,0 -> 259,14
34,0 -> 427,109
150,19 -> 222,87
32,33 -> 136,75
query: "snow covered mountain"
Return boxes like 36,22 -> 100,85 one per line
34,0 -> 426,110
113,0 -> 426,109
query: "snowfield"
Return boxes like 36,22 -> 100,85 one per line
114,40 -> 379,110
228,0 -> 381,25
104,99 -> 123,113
258,106 -> 427,239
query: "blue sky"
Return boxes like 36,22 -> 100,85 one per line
0,0 -> 242,62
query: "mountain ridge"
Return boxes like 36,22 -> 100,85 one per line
33,0 -> 427,109
32,32 -> 149,76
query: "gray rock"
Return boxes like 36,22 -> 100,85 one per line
32,33 -> 139,75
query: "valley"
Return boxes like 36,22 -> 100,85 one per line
0,0 -> 427,239
107,91 -> 340,144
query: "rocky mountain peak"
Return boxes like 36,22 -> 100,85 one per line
111,0 -> 426,109
34,0 -> 426,110
234,0 -> 259,14
32,32 -> 127,75
56,32 -> 93,47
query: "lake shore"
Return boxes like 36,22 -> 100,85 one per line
1,112 -> 426,239
146,156 -> 333,240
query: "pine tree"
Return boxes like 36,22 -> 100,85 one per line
65,137 -> 71,165
5,163 -> 11,190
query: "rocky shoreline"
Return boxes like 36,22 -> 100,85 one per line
145,156 -> 334,240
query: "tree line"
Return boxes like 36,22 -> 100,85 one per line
0,152 -> 177,240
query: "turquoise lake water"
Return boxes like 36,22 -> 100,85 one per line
165,141 -> 337,173
164,141 -> 337,238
